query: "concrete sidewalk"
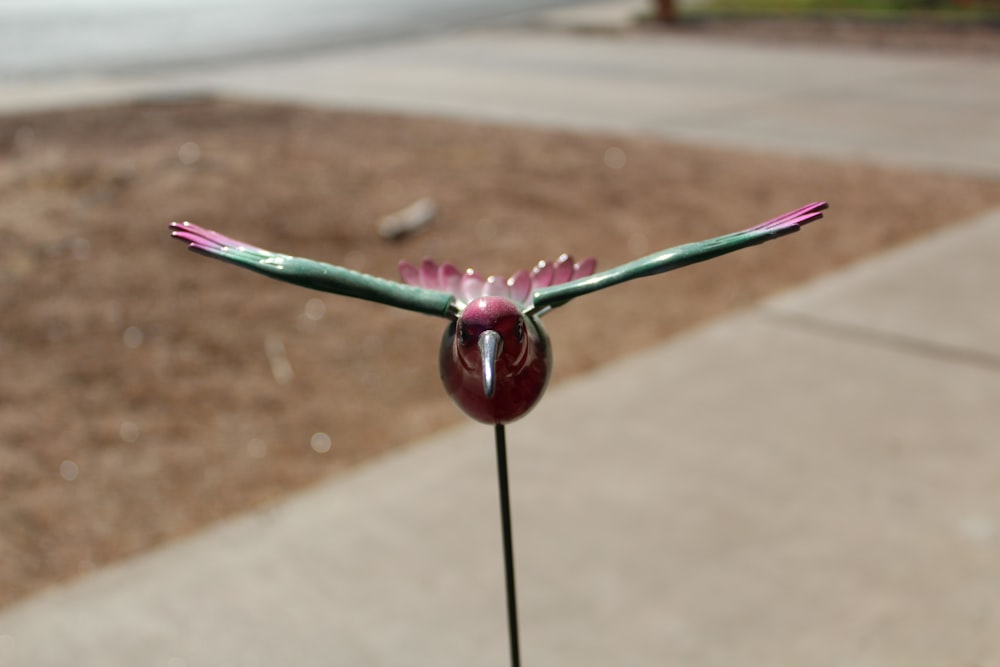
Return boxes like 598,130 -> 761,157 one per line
3,5 -> 1000,665
3,9 -> 999,177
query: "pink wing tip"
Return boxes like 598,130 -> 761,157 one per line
170,221 -> 223,252
751,201 -> 828,233
168,221 -> 263,253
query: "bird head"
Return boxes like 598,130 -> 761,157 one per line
454,297 -> 528,399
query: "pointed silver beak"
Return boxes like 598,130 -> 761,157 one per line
478,330 -> 502,398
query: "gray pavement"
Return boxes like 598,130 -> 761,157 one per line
186,32 -> 1000,178
4,3 -> 1000,177
3,4 -> 1000,665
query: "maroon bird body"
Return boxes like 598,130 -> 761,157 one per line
439,296 -> 551,425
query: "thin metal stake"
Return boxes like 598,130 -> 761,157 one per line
494,423 -> 521,667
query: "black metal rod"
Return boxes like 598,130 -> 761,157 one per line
494,423 -> 521,667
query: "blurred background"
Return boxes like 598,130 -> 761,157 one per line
3,0 -> 998,81
0,0 -> 597,81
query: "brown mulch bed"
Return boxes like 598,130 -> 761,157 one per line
2,97 -> 1000,609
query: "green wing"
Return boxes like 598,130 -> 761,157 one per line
170,222 -> 457,319
530,202 -> 828,313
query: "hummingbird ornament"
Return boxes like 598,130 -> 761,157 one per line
170,201 -> 827,425
170,200 -> 827,666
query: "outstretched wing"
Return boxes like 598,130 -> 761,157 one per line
529,202 -> 828,313
170,222 -> 457,319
